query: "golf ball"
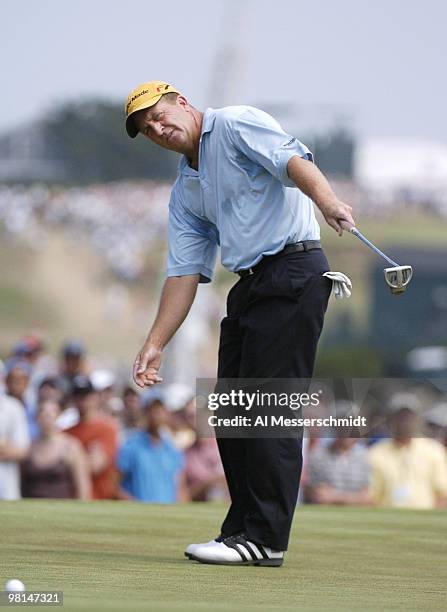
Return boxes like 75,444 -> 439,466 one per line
4,579 -> 25,592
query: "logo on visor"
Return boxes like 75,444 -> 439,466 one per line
126,89 -> 150,114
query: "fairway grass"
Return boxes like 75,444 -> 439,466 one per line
1,501 -> 446,611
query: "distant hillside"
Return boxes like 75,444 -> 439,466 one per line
0,226 -> 165,361
0,100 -> 178,184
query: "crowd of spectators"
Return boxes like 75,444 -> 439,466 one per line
1,334 -> 447,509
0,335 -> 227,503
0,182 -> 171,280
1,180 -> 445,283
303,394 -> 447,508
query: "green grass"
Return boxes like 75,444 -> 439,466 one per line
0,501 -> 446,611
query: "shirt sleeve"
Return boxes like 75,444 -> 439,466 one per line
430,442 -> 447,497
9,399 -> 30,450
167,193 -> 218,283
228,107 -> 313,188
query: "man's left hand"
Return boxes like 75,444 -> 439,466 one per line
321,199 -> 355,236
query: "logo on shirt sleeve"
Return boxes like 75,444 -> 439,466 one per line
282,137 -> 297,147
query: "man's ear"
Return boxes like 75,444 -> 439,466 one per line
176,95 -> 189,110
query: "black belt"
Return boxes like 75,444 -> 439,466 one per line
236,241 -> 321,278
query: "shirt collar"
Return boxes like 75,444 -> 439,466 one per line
201,107 -> 216,135
179,108 -> 216,175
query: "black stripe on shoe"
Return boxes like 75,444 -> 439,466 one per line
232,533 -> 269,560
231,535 -> 261,561
255,543 -> 270,560
236,534 -> 284,566
223,536 -> 251,561
241,540 -> 263,561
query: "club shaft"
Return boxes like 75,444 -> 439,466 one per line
350,228 -> 399,267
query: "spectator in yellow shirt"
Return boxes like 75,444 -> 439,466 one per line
369,393 -> 447,509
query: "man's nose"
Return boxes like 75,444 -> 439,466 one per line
152,122 -> 164,137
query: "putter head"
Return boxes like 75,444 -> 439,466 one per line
384,265 -> 413,295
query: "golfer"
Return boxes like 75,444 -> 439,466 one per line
126,81 -> 355,566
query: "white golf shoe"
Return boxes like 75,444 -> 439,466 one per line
188,534 -> 284,567
184,535 -> 225,559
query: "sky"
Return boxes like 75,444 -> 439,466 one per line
2,0 -> 447,144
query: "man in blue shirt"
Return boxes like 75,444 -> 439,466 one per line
118,393 -> 185,503
125,81 -> 355,566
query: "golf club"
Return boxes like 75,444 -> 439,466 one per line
348,227 -> 413,295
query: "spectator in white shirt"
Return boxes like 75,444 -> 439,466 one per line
0,394 -> 30,499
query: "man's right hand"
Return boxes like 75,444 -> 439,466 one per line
131,275 -> 200,389
133,343 -> 164,388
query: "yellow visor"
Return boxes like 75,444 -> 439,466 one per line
125,81 -> 180,138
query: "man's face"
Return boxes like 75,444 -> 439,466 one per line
146,401 -> 168,432
6,367 -> 29,399
390,408 -> 418,439
37,400 -> 60,433
64,354 -> 82,375
38,382 -> 63,404
74,391 -> 98,417
134,96 -> 197,153
123,391 -> 141,420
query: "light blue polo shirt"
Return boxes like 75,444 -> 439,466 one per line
167,105 -> 320,282
118,431 -> 184,503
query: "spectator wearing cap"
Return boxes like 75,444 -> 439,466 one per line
30,376 -> 68,431
121,386 -> 142,443
59,340 -> 87,392
21,399 -> 90,499
91,369 -> 123,427
4,357 -> 38,439
0,392 -> 30,500
305,402 -> 372,506
12,339 -> 36,361
369,393 -> 447,509
66,375 -> 118,499
163,383 -> 196,450
37,377 -> 65,406
117,390 -> 187,502
12,335 -> 44,368
13,335 -> 58,402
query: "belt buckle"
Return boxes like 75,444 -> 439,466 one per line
238,267 -> 254,277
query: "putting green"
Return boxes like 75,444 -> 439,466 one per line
0,501 -> 446,611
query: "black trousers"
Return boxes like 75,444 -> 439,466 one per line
216,248 -> 331,551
